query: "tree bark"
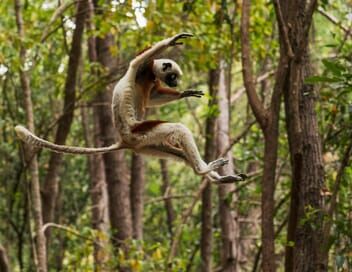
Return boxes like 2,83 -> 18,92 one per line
94,29 -> 132,252
241,1 -> 289,271
84,3 -> 111,268
200,69 -> 218,272
279,1 -> 326,271
81,106 -> 110,270
42,0 -> 88,231
14,0 -> 47,271
160,159 -> 175,239
130,153 -> 145,240
217,60 -> 240,272
0,244 -> 10,272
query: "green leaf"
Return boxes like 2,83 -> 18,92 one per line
304,76 -> 340,84
322,59 -> 345,76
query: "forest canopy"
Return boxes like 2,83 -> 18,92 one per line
0,0 -> 351,271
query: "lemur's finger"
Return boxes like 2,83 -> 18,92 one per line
170,33 -> 193,45
188,90 -> 204,96
176,33 -> 193,39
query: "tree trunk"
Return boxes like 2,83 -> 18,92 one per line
200,69 -> 218,272
81,105 -> 110,270
84,3 -> 111,268
14,0 -> 47,270
0,244 -> 10,272
160,159 -> 175,239
284,56 -> 326,272
130,153 -> 145,240
42,0 -> 88,231
240,1 -> 290,270
95,31 -> 132,252
279,1 -> 326,271
217,60 -> 240,272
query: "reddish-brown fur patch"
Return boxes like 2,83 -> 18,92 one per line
154,80 -> 180,96
132,120 -> 167,133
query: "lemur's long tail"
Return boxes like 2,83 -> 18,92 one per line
15,125 -> 123,155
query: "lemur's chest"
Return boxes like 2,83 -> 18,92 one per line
134,81 -> 154,118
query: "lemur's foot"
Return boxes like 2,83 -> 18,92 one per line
213,173 -> 248,184
207,158 -> 229,171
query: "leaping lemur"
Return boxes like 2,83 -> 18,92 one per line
15,33 -> 246,183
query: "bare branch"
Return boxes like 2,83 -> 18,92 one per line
273,0 -> 294,58
317,7 -> 350,34
221,119 -> 256,156
145,194 -> 194,205
240,0 -> 268,129
41,0 -> 77,42
320,138 -> 352,256
231,70 -> 275,104
167,179 -> 210,269
42,223 -> 103,246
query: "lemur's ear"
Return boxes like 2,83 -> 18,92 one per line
162,62 -> 172,72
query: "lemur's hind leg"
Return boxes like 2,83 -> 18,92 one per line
136,143 -> 246,183
133,122 -> 228,175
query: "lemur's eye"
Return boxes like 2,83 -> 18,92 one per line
170,73 -> 177,80
162,63 -> 172,72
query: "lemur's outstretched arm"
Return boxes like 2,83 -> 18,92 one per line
130,33 -> 193,69
147,80 -> 204,107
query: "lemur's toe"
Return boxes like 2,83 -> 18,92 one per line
238,173 -> 248,180
208,158 -> 229,170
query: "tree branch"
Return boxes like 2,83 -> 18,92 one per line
230,70 -> 275,104
42,223 -> 102,246
240,0 -> 268,129
322,138 -> 352,249
273,0 -> 294,58
167,179 -> 210,270
317,7 -> 350,34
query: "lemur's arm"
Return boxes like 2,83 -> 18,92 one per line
128,33 -> 193,76
147,81 -> 204,107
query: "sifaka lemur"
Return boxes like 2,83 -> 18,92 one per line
15,33 -> 246,183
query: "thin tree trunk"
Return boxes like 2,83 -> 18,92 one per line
131,153 -> 145,240
14,0 -> 47,271
94,26 -> 132,252
217,60 -> 240,272
160,159 -> 175,239
0,244 -> 10,272
322,139 -> 352,262
85,3 -> 111,268
81,106 -> 110,270
42,0 -> 88,232
240,1 -> 289,271
200,69 -> 218,272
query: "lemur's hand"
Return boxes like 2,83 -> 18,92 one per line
169,33 -> 193,46
180,90 -> 204,98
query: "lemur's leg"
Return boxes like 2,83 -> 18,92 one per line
136,142 -> 245,183
132,122 -> 228,175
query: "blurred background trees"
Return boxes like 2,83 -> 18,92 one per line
0,0 -> 351,271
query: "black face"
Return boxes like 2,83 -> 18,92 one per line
165,73 -> 178,87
